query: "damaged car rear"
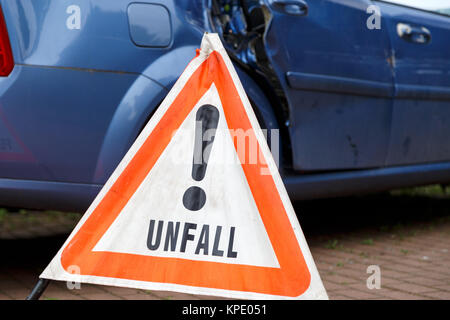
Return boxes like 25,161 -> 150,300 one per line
1,0 -> 450,211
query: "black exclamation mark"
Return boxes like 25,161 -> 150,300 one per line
182,104 -> 220,211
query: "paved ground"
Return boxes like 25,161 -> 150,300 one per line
0,186 -> 449,300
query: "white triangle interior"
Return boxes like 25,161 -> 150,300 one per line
93,84 -> 280,268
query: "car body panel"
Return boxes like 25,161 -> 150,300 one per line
376,2 -> 450,166
2,1 -> 204,81
3,160 -> 450,212
0,0 -> 203,185
284,161 -> 450,201
0,64 -> 140,183
263,0 -> 395,171
0,0 -> 280,184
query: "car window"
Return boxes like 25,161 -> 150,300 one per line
379,0 -> 450,17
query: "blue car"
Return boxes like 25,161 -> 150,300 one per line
0,0 -> 450,211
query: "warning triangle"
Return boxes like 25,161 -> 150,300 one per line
41,33 -> 328,300
93,84 -> 279,269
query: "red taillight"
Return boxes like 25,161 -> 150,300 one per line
0,5 -> 13,76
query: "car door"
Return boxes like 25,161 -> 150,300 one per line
376,1 -> 450,166
262,0 -> 395,171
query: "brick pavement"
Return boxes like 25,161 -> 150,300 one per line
0,192 -> 449,300
309,222 -> 450,300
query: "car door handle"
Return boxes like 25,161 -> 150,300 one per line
397,23 -> 431,44
270,0 -> 308,16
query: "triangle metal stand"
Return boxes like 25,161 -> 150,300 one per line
26,279 -> 50,300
